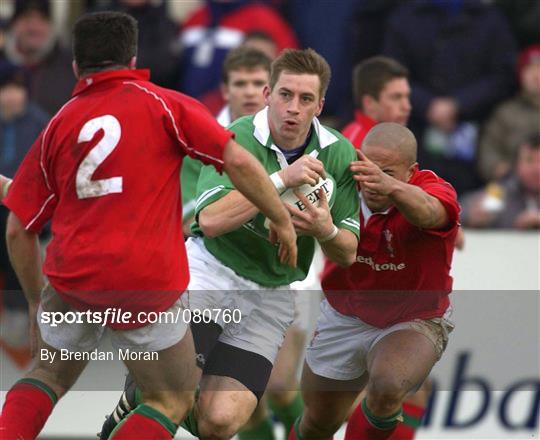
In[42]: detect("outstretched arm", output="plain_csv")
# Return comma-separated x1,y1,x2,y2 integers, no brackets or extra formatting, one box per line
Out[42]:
6,212,44,356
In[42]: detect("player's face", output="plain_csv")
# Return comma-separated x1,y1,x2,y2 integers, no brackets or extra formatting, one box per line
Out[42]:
371,78,411,126
222,67,269,121
265,71,324,149
361,144,415,212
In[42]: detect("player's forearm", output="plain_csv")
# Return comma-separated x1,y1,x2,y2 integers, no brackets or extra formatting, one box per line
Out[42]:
389,181,448,229
223,140,290,228
320,229,357,267
6,213,44,305
198,190,259,237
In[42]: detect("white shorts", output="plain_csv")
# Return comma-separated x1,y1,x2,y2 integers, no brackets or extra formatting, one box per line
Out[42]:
38,284,188,353
185,237,295,363
306,299,454,381
290,245,324,332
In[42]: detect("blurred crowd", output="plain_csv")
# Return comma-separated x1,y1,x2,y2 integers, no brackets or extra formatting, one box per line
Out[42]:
0,0,539,353
1,0,537,231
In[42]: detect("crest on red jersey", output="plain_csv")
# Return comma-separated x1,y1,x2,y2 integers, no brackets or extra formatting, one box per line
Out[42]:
383,228,395,257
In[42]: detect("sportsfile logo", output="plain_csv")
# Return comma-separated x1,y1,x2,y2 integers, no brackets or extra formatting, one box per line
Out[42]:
293,181,332,211
356,255,406,271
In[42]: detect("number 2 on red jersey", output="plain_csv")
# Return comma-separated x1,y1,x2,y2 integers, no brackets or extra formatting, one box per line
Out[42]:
76,115,122,199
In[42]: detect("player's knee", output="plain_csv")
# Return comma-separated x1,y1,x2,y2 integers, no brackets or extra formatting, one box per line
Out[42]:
366,376,407,415
198,407,243,440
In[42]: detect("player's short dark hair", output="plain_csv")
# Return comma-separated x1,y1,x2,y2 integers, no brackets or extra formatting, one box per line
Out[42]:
222,46,272,84
244,31,275,46
73,12,138,75
353,56,409,110
269,48,331,99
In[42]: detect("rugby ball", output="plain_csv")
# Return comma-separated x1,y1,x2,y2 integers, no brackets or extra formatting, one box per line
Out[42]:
264,175,336,228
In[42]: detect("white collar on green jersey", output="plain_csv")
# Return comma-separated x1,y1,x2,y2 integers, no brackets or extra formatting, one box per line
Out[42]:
217,105,231,127
253,107,338,150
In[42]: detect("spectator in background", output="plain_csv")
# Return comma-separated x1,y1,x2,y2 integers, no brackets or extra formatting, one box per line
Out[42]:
92,0,180,88
478,44,540,182
461,133,540,230
1,0,74,115
383,0,517,195
0,63,48,363
178,0,298,115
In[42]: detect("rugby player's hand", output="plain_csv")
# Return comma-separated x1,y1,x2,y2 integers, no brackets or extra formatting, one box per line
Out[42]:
0,174,12,201
269,218,298,268
279,156,326,188
351,150,396,196
285,188,334,239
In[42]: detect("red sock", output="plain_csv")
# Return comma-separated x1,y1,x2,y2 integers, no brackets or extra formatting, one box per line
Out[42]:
288,416,300,440
0,379,57,440
110,404,177,439
345,400,398,440
388,402,425,439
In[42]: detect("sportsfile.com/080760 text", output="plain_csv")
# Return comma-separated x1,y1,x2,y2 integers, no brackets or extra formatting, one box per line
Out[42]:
40,307,242,327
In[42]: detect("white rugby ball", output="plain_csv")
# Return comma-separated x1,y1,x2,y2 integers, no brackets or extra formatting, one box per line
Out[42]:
264,175,336,228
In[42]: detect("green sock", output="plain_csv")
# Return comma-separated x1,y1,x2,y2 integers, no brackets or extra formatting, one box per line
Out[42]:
361,398,403,430
109,404,177,438
18,378,58,405
238,416,275,440
269,392,304,432
180,408,199,437
292,416,302,440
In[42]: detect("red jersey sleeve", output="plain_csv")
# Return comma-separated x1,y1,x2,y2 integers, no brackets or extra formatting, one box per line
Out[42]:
3,132,57,233
166,91,232,173
418,171,460,237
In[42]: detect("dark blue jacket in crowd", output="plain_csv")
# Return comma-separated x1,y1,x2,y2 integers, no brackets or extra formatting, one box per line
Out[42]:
383,0,517,122
286,0,361,122
0,103,49,177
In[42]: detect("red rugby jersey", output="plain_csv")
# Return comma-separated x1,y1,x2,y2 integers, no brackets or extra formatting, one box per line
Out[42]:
341,111,376,149
321,168,460,328
4,69,231,328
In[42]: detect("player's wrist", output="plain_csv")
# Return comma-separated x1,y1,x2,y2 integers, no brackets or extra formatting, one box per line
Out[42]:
386,179,405,198
270,172,287,194
317,224,339,243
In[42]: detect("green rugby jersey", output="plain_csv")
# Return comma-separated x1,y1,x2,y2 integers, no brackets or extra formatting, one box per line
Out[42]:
181,156,203,220
181,106,231,221
193,108,360,286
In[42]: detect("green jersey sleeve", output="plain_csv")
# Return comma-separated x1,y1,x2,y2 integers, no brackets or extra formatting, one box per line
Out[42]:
325,134,361,237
